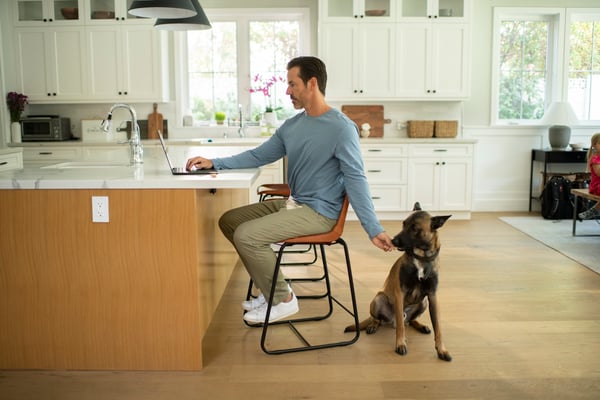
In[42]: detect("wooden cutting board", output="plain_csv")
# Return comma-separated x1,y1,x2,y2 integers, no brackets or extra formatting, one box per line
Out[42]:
341,105,385,138
147,103,163,139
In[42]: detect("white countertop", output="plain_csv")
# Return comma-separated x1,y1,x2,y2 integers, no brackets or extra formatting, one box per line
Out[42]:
0,152,259,190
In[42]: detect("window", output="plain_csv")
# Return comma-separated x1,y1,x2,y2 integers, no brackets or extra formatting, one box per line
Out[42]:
491,9,562,124
175,8,310,126
492,8,600,125
566,10,600,121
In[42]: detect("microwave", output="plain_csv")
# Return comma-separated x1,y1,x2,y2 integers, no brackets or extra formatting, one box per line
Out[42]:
20,116,72,141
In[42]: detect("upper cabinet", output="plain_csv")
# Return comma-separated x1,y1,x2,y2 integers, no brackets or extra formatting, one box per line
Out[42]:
86,0,152,24
399,0,469,21
318,0,471,101
320,0,396,21
11,0,168,104
14,0,85,25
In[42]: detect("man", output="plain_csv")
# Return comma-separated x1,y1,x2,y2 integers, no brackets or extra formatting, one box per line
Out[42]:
186,56,393,324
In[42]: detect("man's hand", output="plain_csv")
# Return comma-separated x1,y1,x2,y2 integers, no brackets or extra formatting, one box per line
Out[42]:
186,156,214,171
371,232,394,252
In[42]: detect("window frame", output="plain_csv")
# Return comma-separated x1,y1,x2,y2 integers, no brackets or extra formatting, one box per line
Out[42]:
490,7,565,126
173,8,311,129
563,8,600,123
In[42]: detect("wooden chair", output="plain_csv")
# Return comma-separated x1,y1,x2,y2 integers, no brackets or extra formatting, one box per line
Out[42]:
251,196,360,354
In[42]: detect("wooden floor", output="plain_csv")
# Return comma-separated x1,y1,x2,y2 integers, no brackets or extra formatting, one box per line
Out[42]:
1,212,599,400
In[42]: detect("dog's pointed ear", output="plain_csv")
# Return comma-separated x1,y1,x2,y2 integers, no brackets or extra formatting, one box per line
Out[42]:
431,215,451,230
413,202,422,211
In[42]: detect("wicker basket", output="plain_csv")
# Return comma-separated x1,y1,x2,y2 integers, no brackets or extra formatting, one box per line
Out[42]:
434,120,458,138
407,120,434,138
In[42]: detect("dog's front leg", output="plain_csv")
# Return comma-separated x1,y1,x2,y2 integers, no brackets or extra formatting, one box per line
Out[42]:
428,293,452,361
394,287,408,355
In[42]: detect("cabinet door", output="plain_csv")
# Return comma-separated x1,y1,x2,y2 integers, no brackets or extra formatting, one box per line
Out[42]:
358,23,395,98
396,23,429,97
121,26,163,101
87,26,122,99
407,157,439,210
319,23,359,98
15,27,87,102
431,23,469,98
15,0,84,25
87,25,163,101
438,157,472,211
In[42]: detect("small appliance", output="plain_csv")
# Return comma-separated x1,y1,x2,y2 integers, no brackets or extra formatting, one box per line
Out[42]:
20,116,72,141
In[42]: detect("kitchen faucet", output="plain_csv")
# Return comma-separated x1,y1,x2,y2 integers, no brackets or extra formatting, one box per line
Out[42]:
100,103,143,164
237,104,246,138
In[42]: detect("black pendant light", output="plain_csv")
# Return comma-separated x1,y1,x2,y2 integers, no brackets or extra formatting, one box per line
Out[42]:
128,0,197,19
154,0,211,30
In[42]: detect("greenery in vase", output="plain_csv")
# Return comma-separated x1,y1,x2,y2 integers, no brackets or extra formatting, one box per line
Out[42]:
6,92,28,123
214,111,226,123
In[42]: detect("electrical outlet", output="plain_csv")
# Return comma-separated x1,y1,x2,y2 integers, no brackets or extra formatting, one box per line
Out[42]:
92,196,109,223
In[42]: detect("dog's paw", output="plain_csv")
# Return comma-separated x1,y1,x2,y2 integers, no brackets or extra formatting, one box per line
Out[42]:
395,344,408,356
437,351,452,362
365,325,378,334
409,320,431,334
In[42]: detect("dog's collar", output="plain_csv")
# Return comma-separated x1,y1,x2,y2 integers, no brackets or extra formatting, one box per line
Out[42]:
405,247,439,262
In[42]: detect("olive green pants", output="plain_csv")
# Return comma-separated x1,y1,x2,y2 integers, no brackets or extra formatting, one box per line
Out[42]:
219,199,336,305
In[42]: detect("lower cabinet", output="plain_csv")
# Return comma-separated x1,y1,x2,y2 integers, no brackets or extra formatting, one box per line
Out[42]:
356,142,474,220
0,150,23,172
407,143,473,216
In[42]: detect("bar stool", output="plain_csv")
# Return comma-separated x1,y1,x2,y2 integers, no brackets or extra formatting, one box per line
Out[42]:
252,196,360,354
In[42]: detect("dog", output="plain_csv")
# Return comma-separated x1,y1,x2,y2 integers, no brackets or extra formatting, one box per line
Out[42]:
345,203,452,361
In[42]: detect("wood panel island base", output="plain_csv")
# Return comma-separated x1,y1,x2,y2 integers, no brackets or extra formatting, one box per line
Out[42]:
0,188,247,371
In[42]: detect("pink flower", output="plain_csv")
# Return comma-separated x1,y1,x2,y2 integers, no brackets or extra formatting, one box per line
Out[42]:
6,91,28,122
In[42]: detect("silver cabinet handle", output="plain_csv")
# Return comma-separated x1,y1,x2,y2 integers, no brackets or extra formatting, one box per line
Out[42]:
367,149,382,152
367,170,382,173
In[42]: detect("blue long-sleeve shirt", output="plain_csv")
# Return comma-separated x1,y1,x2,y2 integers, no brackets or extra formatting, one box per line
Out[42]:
211,108,384,239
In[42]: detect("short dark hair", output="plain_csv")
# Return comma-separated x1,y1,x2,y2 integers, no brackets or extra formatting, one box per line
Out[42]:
287,56,327,96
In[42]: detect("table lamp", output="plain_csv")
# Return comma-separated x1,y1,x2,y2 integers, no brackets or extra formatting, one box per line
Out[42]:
540,101,579,150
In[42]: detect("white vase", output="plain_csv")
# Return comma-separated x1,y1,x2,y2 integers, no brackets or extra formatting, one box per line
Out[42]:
263,112,277,127
11,122,22,143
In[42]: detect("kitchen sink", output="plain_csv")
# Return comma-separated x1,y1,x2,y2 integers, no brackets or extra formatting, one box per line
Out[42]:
41,161,131,169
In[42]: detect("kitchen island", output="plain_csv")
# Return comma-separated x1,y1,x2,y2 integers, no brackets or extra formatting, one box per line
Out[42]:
0,154,259,371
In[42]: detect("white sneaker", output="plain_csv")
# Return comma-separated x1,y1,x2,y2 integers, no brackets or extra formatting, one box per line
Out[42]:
243,293,299,323
241,294,266,311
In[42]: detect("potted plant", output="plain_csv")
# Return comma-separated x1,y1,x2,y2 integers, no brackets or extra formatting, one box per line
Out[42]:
250,74,284,127
214,111,226,125
6,91,28,143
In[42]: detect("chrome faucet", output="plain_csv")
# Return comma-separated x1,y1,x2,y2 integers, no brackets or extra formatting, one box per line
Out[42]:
237,104,246,138
100,103,143,164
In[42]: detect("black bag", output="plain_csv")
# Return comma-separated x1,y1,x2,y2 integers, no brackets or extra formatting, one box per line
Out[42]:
540,176,574,219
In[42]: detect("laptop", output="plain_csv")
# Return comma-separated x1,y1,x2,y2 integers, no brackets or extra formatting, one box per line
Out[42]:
157,130,218,175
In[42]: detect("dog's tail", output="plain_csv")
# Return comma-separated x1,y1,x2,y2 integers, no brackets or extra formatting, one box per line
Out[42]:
344,318,373,333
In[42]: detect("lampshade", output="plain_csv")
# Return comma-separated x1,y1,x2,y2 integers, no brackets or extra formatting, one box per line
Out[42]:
128,0,197,19
154,0,211,30
540,101,579,126
540,101,579,150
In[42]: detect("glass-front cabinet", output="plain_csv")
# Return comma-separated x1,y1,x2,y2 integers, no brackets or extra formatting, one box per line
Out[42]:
15,0,84,24
321,0,395,21
400,0,469,20
86,0,150,24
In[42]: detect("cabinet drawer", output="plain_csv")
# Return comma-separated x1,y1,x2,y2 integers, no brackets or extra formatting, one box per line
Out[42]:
368,186,407,211
0,152,23,172
23,147,81,161
361,144,408,158
364,159,407,184
409,144,473,157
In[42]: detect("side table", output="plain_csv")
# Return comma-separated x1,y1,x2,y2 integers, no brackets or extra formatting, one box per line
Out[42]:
529,149,587,211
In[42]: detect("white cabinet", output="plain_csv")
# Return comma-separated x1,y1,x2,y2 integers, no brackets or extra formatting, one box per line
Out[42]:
360,144,408,215
15,27,88,102
85,0,149,24
396,22,470,99
320,0,395,21
399,0,469,20
22,146,82,163
0,150,24,172
319,22,396,99
407,143,473,213
14,0,84,25
87,25,167,102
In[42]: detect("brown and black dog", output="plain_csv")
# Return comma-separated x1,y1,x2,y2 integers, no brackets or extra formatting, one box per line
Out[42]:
345,203,452,361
